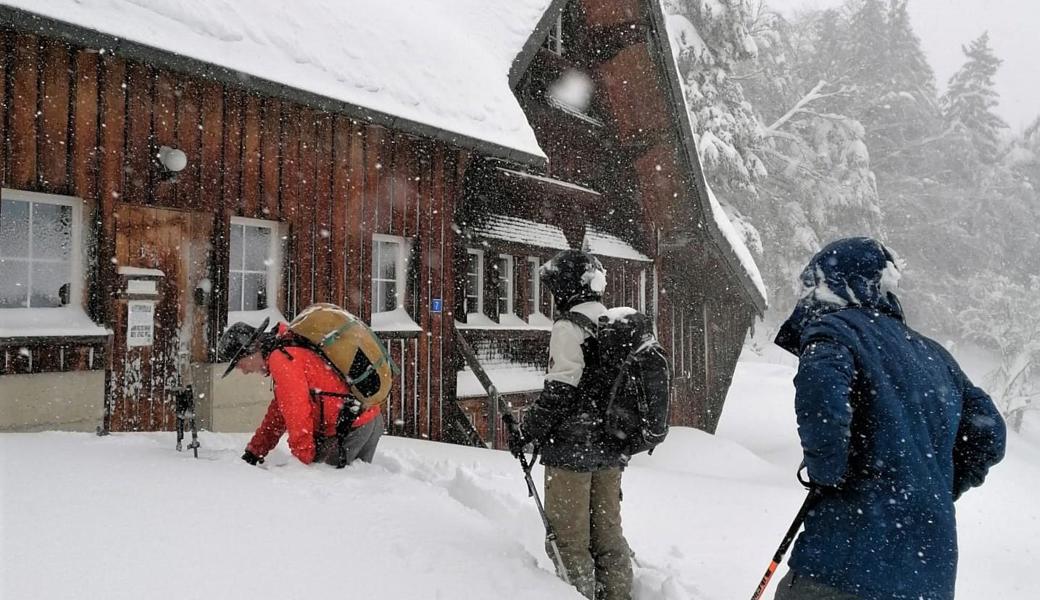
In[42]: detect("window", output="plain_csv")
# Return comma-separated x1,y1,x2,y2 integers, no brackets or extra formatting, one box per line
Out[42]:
639,269,647,313
526,257,541,315
229,217,281,312
372,234,409,313
0,190,78,309
465,249,484,315
496,254,514,315
542,12,563,55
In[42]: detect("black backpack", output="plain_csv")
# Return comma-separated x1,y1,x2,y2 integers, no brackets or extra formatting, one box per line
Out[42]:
565,309,671,455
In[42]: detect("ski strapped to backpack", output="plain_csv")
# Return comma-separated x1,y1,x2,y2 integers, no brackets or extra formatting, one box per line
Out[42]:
278,303,399,467
562,308,671,456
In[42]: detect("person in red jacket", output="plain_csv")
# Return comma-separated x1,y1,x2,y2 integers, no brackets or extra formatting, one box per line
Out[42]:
218,319,383,466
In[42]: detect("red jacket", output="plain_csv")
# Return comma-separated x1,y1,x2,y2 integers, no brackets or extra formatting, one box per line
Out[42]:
246,326,380,464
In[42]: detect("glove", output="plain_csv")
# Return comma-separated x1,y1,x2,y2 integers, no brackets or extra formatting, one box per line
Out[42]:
507,429,527,459
242,450,264,465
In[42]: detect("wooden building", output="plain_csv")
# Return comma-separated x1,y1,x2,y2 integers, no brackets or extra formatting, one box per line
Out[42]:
0,0,766,445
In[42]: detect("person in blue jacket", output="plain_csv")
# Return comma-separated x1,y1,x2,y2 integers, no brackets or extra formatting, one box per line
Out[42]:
773,237,1006,600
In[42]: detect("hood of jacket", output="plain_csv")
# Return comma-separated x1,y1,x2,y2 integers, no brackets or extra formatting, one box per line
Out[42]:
775,237,904,354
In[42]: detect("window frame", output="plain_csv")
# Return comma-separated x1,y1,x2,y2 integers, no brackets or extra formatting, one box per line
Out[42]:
228,216,283,314
526,256,541,316
639,269,647,313
371,233,410,315
543,12,564,55
0,188,83,310
465,248,484,316
496,254,514,316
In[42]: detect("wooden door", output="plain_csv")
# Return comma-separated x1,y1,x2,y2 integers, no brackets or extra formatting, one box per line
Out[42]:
109,205,193,431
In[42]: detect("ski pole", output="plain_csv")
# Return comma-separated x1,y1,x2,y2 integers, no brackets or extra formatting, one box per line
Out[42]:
502,413,571,585
453,328,570,584
750,486,822,600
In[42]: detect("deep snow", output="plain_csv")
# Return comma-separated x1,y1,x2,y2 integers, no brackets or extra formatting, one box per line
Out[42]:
2,354,1035,599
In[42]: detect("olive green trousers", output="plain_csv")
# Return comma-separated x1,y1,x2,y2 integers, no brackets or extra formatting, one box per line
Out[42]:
544,467,632,600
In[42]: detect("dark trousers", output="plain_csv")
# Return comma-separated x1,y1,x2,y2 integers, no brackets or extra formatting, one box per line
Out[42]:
774,571,860,600
544,467,632,600
316,413,384,466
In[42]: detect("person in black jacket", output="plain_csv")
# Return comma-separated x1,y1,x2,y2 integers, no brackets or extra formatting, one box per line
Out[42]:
512,249,632,600
773,237,1006,600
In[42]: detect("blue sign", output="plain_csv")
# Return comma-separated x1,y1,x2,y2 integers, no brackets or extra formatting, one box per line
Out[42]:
431,298,443,313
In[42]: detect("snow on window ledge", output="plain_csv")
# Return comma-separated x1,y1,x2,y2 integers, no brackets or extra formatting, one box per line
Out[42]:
527,312,554,328
226,307,287,332
0,307,111,339
456,365,546,398
370,307,422,333
456,314,553,331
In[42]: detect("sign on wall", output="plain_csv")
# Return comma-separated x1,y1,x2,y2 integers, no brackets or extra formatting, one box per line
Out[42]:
127,300,156,347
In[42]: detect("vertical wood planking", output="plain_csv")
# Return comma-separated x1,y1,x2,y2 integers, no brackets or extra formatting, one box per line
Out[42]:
260,98,281,220
330,116,350,306
220,88,243,325
70,48,100,314
361,126,384,323
9,33,39,189
38,39,70,193
70,49,99,203
175,79,201,210
415,141,431,438
199,81,224,213
345,122,365,314
199,81,225,345
123,62,152,204
312,114,332,300
240,94,261,218
279,103,301,315
295,108,316,307
151,72,176,208
221,89,243,215
98,53,125,338
429,144,446,441
0,30,7,184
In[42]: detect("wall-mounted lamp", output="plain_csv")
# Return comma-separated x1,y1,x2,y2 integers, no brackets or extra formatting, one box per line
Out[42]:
156,145,188,180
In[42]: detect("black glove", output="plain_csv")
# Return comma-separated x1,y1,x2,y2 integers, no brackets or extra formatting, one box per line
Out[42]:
242,450,264,465
507,429,527,459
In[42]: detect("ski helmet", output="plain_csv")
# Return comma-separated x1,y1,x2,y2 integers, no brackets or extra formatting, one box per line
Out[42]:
540,249,607,312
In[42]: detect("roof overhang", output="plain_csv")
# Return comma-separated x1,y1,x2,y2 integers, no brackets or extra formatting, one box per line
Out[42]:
0,5,548,169
645,1,768,315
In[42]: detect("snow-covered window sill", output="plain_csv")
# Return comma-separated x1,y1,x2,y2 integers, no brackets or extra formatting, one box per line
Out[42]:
0,307,112,340
456,365,546,398
226,307,287,331
371,307,422,338
455,314,552,332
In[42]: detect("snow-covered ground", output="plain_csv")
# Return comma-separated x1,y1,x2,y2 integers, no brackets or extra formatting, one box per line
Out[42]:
2,353,1035,599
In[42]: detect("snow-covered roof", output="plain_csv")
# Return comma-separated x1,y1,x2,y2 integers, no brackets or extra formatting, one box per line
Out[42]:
1,0,551,162
655,2,768,311
583,227,653,262
496,167,601,196
703,184,767,300
470,214,571,250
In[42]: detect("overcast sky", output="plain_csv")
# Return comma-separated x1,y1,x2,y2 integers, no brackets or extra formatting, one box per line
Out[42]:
765,0,1040,130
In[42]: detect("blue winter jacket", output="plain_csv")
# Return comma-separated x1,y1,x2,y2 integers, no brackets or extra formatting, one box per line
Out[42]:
775,238,1006,600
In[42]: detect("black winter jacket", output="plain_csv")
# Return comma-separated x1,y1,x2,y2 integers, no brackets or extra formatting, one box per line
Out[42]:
522,302,626,471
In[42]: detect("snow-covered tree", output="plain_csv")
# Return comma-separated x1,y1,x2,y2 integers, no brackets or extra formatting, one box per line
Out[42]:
961,275,1040,431
665,0,767,196
940,33,1008,166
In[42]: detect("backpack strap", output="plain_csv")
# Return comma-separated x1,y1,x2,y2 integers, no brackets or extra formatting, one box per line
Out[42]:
558,310,599,336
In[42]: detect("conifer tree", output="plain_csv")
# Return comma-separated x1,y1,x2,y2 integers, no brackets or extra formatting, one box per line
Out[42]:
941,32,1008,165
